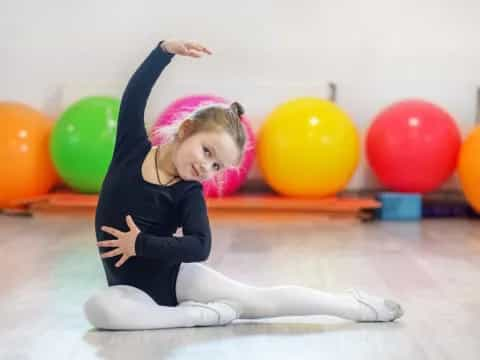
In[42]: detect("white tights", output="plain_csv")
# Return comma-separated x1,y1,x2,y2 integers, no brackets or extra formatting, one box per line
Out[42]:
84,263,388,330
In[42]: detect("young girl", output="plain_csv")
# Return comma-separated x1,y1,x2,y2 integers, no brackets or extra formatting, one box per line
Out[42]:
84,39,404,330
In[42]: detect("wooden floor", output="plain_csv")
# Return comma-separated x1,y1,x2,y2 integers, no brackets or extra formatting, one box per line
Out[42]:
1,214,480,359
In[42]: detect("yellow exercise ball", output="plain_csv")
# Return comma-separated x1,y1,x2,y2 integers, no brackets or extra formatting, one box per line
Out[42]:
458,126,480,213
258,97,360,197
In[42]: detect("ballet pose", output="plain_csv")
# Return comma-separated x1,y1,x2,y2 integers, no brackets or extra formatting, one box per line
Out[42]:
84,39,404,330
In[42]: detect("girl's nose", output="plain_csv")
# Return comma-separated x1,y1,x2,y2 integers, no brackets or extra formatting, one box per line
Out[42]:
199,163,208,176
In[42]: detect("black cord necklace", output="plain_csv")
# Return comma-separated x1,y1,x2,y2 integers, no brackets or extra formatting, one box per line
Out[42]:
155,146,179,186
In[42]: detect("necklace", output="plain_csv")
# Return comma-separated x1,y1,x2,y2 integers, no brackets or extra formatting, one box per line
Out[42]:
155,146,179,186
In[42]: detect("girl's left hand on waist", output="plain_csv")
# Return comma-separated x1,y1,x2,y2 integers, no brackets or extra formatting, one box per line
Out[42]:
98,215,140,268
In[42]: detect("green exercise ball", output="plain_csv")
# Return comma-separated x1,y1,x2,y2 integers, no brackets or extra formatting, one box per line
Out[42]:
50,96,119,193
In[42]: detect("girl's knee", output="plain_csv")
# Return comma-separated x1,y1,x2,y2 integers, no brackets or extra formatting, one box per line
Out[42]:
84,292,113,329
84,285,156,330
84,286,129,329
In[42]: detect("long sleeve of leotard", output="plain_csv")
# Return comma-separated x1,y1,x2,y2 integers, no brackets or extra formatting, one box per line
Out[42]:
134,184,212,265
112,42,175,161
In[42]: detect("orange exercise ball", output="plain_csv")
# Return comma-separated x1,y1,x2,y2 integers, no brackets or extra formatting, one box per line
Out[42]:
0,102,58,208
458,125,480,213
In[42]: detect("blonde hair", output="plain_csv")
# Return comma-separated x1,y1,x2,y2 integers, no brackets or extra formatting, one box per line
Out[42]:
153,101,247,166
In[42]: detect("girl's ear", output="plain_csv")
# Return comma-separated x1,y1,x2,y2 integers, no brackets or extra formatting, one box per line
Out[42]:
177,119,194,140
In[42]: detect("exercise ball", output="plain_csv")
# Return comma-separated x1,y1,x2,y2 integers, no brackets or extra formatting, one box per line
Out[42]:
0,102,59,207
151,94,256,197
50,96,119,193
257,97,360,197
458,126,480,212
366,99,461,193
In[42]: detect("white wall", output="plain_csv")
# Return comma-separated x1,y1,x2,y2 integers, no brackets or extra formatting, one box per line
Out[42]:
3,0,480,189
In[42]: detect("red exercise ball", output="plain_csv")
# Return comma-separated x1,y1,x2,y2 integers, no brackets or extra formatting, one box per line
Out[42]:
366,99,461,193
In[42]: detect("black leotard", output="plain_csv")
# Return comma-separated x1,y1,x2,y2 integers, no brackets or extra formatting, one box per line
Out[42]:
94,43,211,306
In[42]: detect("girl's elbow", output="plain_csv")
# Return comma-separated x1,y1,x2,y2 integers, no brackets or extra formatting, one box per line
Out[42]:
198,237,211,261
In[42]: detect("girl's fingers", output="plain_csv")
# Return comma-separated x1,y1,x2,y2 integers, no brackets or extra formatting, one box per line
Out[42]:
101,226,122,238
187,46,210,56
100,248,122,259
115,254,129,268
185,42,212,55
177,45,201,57
177,43,189,54
172,42,210,57
126,215,139,232
186,50,202,58
97,240,119,247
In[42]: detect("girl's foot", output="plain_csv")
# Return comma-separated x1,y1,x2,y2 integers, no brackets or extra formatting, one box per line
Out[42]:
179,300,238,326
349,289,404,322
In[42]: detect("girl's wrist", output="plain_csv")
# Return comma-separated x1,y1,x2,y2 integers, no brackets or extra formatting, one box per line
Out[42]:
159,41,170,53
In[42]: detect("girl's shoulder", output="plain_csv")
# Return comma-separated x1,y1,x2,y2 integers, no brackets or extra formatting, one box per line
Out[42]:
174,180,203,202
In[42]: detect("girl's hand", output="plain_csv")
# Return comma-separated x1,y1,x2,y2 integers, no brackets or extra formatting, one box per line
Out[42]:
160,40,212,58
98,215,140,268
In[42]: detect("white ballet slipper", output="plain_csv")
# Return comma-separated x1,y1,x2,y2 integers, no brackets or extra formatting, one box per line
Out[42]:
179,300,238,326
348,289,404,322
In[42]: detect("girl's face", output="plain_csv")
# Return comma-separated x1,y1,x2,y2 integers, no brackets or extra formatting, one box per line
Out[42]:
173,129,240,182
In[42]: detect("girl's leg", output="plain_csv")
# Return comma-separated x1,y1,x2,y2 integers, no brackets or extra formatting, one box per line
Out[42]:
84,285,236,330
176,263,403,322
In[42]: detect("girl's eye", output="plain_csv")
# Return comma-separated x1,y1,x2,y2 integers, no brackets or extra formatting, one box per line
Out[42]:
203,146,211,156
